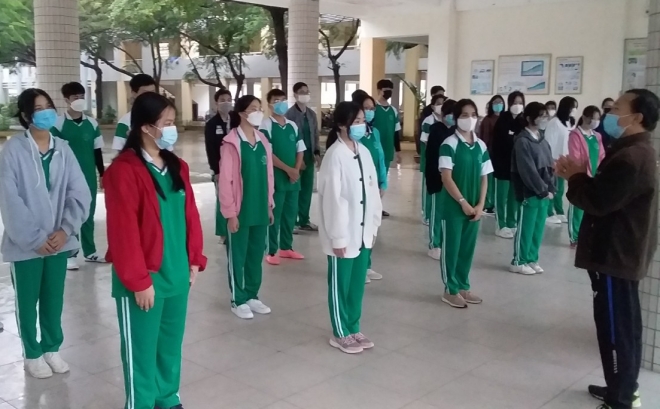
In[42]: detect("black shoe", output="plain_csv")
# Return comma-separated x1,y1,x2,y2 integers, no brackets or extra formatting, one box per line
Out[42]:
299,223,318,232
382,211,390,217
588,384,641,407
484,208,495,214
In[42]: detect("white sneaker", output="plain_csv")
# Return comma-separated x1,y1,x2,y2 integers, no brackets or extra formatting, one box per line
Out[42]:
510,264,537,275
367,269,383,280
365,275,371,284
231,304,254,319
495,228,514,239
24,357,53,378
546,216,562,225
557,215,568,223
427,248,441,260
66,258,79,270
43,352,70,374
422,219,429,226
246,299,271,315
84,253,106,263
528,262,544,274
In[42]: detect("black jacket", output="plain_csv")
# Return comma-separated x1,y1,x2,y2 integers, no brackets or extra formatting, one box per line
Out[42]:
491,111,526,180
204,114,229,175
569,132,657,281
510,129,556,201
418,104,434,137
425,122,455,194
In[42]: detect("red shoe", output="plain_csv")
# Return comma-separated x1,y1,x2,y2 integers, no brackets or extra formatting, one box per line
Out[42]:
266,254,281,265
279,249,305,260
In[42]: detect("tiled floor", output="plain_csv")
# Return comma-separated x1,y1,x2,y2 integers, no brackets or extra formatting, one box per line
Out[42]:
0,136,659,408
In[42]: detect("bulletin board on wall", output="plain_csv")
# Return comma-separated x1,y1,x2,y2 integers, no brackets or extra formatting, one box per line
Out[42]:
497,54,552,95
470,60,495,95
555,56,583,95
623,38,647,91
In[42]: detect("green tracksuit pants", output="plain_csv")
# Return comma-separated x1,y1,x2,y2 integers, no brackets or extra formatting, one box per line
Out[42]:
568,204,584,244
116,291,188,409
269,190,299,255
227,225,267,306
495,179,518,229
485,174,495,209
80,187,97,257
547,178,565,217
428,192,443,249
441,218,479,295
513,197,549,266
328,249,369,338
10,253,67,359
214,180,227,238
297,157,315,226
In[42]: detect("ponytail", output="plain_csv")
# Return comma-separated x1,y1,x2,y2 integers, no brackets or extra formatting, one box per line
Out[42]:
326,126,340,150
229,110,241,129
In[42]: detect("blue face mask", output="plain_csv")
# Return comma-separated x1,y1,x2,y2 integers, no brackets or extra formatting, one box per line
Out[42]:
349,123,367,141
32,109,57,130
492,103,504,113
155,125,178,149
273,101,289,116
603,114,629,139
365,109,375,123
445,114,455,127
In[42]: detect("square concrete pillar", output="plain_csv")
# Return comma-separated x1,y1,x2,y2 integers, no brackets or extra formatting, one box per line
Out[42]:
359,37,387,97
116,81,128,118
174,81,194,125
426,0,457,98
403,45,423,139
261,77,273,117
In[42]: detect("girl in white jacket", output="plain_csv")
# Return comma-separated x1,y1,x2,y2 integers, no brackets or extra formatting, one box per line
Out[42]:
318,101,383,355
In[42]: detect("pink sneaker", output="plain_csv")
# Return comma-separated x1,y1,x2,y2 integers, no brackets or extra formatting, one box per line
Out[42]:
352,333,374,349
279,249,305,260
266,255,281,265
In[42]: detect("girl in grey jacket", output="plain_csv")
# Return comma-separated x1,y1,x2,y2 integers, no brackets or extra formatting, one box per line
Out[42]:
0,89,90,379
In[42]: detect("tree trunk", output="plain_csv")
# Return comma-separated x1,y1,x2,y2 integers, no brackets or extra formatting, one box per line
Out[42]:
266,7,288,92
332,62,341,107
235,75,245,99
94,66,103,119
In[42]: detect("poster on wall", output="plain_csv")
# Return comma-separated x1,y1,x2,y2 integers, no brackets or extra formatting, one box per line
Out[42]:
623,38,647,90
555,56,583,94
470,60,494,95
497,54,551,95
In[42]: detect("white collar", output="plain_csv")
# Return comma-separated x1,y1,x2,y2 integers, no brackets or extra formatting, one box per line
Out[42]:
237,126,261,144
453,130,476,145
26,129,54,150
377,101,391,109
270,116,287,127
65,111,86,121
141,149,168,174
578,126,594,136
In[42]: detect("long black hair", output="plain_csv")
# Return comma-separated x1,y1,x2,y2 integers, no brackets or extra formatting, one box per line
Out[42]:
229,95,261,129
326,101,363,150
577,105,602,127
122,92,183,199
556,96,578,127
507,91,526,110
487,94,505,117
16,88,56,129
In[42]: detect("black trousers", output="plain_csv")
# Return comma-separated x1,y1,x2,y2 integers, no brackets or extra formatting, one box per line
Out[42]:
588,271,642,409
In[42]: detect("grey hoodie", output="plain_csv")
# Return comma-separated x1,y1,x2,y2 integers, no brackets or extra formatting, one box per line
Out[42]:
511,128,556,202
0,132,91,262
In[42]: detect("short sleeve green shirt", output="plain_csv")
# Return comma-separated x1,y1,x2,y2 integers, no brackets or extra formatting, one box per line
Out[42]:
259,117,305,191
52,113,103,190
237,128,270,227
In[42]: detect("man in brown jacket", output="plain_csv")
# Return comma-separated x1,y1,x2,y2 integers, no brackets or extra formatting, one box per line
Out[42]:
556,89,659,409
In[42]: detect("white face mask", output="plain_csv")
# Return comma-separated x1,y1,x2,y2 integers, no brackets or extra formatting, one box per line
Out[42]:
510,104,524,116
297,94,311,104
589,120,600,130
570,108,578,118
536,118,549,130
547,109,556,117
70,99,86,112
246,111,264,127
457,117,478,132
433,105,443,115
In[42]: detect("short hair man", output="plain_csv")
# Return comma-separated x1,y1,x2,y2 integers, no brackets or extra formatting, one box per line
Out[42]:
556,89,660,409
113,74,157,150
52,82,106,269
285,82,320,231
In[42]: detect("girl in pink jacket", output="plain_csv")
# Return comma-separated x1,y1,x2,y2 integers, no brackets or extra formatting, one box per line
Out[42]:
567,105,606,247
219,95,275,319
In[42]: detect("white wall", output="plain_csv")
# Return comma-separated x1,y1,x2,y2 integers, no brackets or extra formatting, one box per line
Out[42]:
453,0,647,110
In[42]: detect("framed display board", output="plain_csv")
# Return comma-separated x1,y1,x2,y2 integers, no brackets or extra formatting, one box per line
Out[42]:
497,54,552,95
623,38,647,90
555,56,583,94
470,60,495,95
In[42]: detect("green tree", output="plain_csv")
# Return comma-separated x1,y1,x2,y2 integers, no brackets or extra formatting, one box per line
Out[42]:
319,18,360,106
260,5,288,92
0,0,35,66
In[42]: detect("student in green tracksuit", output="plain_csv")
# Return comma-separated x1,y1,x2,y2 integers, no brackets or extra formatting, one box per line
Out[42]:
112,74,157,151
353,91,388,283
318,102,383,354
372,79,402,217
105,92,207,409
438,99,492,309
52,82,106,270
219,95,275,320
0,89,91,379
260,89,306,265
567,106,605,247
420,94,446,225
510,102,556,276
